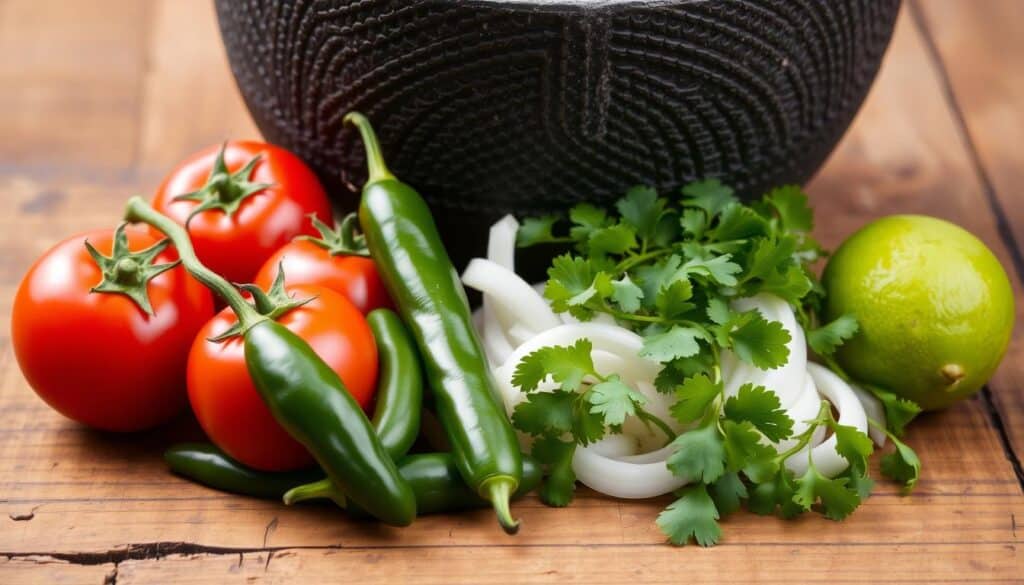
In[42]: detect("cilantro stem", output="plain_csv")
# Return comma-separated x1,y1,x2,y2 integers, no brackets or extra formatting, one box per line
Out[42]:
636,409,677,444
615,248,671,273
773,401,830,463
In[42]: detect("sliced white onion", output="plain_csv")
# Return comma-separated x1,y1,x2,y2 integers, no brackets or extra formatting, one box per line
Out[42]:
776,374,827,452
849,382,887,447
480,303,514,366
462,258,561,335
785,363,869,478
487,215,519,270
588,435,639,458
723,294,807,409
573,445,688,499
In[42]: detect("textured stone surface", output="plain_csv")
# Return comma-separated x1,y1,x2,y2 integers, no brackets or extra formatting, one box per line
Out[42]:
216,0,900,262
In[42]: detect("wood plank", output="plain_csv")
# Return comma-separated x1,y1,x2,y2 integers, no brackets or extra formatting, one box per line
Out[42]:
135,0,259,180
1,2,1023,583
910,0,1024,473
112,543,1023,584
0,0,151,175
0,559,114,585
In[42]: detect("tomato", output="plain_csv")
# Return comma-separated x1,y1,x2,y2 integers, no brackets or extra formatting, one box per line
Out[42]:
254,238,393,314
152,141,333,284
187,284,378,471
11,226,214,432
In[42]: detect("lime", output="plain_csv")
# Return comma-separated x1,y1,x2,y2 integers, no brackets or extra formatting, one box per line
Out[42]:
822,215,1015,410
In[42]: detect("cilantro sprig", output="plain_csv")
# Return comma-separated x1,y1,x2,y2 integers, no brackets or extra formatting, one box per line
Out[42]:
515,181,924,546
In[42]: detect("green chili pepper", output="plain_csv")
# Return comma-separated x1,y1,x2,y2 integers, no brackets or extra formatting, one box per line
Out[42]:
366,308,423,459
165,442,541,516
125,197,416,527
346,112,522,534
165,443,322,499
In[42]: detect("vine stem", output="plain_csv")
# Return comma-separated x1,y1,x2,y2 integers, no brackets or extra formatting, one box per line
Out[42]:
123,196,264,330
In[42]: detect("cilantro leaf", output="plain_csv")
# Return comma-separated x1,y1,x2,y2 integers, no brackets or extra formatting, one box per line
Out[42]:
667,423,726,484
748,470,801,518
723,384,794,442
868,385,922,437
758,264,814,305
588,375,646,429
722,419,776,472
681,179,738,219
657,485,722,547
669,373,721,424
588,223,638,258
793,467,861,521
832,423,874,475
532,436,577,507
635,254,682,309
807,314,859,356
765,185,813,232
880,434,921,492
680,208,707,238
511,339,596,393
843,469,876,500
709,472,748,516
640,326,704,363
655,279,695,319
617,186,668,241
711,203,769,242
544,254,596,312
706,296,733,326
679,254,742,287
728,311,791,370
572,398,607,445
744,236,797,282
517,215,562,247
568,204,608,241
511,391,574,437
610,274,643,313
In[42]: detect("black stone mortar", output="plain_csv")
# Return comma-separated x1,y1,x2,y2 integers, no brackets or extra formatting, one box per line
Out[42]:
216,0,901,268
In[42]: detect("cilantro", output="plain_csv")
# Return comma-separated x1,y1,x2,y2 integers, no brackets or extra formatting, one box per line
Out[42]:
588,375,646,429
517,215,563,247
709,472,749,516
878,426,921,492
723,384,794,442
514,181,923,546
532,436,577,507
656,485,722,546
808,314,859,357
669,374,721,425
610,275,643,312
640,326,704,363
511,391,574,437
793,465,861,521
726,311,791,370
667,422,725,484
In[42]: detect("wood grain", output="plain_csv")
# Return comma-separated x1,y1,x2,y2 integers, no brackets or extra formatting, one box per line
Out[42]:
0,1,1022,583
911,0,1024,472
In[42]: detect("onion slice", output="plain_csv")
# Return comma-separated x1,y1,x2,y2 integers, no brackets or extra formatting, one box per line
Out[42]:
462,258,561,335
785,363,869,478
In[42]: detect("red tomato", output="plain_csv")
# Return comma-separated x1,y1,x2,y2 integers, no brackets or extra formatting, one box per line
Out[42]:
152,141,333,284
11,227,214,432
254,238,393,314
187,284,378,471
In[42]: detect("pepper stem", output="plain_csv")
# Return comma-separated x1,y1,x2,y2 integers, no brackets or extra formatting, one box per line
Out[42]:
344,112,396,184
123,196,264,330
480,476,520,535
283,479,347,508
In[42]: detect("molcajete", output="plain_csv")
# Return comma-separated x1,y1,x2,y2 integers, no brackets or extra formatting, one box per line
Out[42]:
216,0,901,267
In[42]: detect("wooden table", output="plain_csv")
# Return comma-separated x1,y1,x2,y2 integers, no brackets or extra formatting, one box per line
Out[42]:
1,1,1022,583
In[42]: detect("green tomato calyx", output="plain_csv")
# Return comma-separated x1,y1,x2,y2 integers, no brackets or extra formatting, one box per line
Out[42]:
84,223,180,317
172,143,274,222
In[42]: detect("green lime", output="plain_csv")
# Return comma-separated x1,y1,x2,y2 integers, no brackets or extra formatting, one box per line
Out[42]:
822,215,1015,410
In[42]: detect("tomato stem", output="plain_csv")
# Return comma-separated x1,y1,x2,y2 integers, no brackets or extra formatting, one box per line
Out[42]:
124,196,265,330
